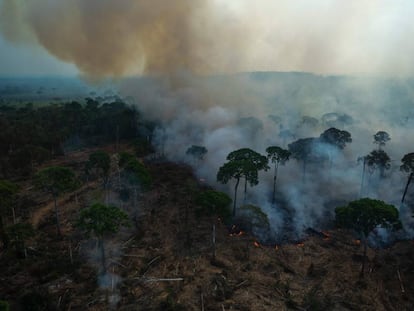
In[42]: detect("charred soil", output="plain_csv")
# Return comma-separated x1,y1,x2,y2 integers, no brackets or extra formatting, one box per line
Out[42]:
1,146,414,310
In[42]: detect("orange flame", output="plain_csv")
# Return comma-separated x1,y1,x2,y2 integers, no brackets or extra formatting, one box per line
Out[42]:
275,245,279,251
296,243,305,247
254,241,260,248
229,231,244,237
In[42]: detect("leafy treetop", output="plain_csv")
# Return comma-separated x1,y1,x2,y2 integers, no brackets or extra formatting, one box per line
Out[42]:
401,152,414,173
373,131,390,148
0,180,19,209
33,166,79,196
266,146,291,165
335,198,401,237
186,145,208,160
77,203,129,238
319,127,352,149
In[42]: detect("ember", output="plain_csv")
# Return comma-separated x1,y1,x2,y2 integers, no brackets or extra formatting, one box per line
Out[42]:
354,240,361,245
229,231,244,237
322,231,331,240
296,243,305,247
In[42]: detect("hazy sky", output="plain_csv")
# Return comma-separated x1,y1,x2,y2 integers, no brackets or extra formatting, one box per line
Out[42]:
0,0,413,77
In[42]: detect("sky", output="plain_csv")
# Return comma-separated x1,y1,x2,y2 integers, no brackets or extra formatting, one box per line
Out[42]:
0,0,414,77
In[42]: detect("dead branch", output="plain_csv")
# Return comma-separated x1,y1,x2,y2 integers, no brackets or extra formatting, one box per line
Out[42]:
235,280,249,289
139,277,184,282
397,268,405,293
110,259,127,269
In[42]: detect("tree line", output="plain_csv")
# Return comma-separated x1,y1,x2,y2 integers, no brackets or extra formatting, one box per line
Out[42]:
0,98,151,177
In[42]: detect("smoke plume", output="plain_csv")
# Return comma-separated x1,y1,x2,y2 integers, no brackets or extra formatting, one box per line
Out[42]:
2,0,414,77
0,0,255,78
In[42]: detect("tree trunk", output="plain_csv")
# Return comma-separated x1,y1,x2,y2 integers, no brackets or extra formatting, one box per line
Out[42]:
104,180,109,205
360,235,368,278
212,224,216,260
99,237,107,274
359,158,366,198
233,178,240,217
0,216,9,249
302,160,307,184
272,162,279,205
54,195,62,236
401,172,413,206
243,178,247,205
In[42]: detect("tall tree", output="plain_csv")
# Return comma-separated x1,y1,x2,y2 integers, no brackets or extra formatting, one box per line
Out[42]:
373,131,390,150
335,198,401,277
186,145,208,164
319,127,352,171
33,166,79,236
122,158,152,226
77,203,129,274
365,150,391,178
400,152,414,205
319,127,352,150
86,151,111,202
288,137,317,182
266,146,291,204
0,180,19,249
217,148,269,216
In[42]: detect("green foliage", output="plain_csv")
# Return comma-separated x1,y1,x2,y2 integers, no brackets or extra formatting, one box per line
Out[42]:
195,190,232,222
0,179,19,210
217,161,244,184
401,152,414,173
7,223,34,243
335,198,401,237
218,148,269,187
266,146,291,165
77,203,130,238
373,131,390,148
186,145,208,160
319,127,352,149
118,151,135,168
123,159,152,189
239,204,270,228
133,138,154,157
86,150,111,181
365,150,391,176
33,166,79,195
0,300,9,311
288,137,317,161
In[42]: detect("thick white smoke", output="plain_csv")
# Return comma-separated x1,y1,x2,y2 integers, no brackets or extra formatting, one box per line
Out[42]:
120,73,414,242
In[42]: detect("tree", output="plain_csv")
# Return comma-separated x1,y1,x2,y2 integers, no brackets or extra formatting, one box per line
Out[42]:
122,158,151,226
288,138,318,182
0,180,19,249
33,166,79,236
217,148,269,216
335,198,401,277
373,131,390,150
319,127,352,150
400,152,414,205
77,203,129,274
195,190,232,223
319,127,352,171
86,150,111,202
7,222,34,258
266,146,291,204
186,145,208,164
365,149,391,178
